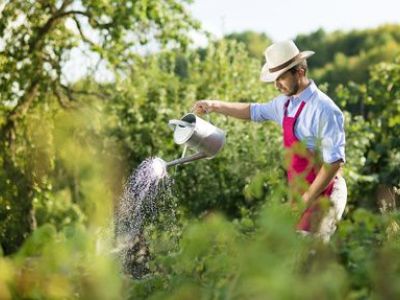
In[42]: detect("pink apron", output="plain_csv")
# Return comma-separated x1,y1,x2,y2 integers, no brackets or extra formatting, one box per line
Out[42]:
282,99,334,232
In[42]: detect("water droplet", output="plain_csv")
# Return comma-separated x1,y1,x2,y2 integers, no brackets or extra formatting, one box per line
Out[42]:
114,157,174,278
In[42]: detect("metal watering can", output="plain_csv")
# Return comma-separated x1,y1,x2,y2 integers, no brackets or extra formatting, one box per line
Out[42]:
165,113,226,167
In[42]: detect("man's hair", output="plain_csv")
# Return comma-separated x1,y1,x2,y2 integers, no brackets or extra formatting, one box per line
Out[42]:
289,60,308,75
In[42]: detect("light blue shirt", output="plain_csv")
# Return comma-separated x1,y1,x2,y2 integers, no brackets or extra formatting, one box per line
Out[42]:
250,81,345,164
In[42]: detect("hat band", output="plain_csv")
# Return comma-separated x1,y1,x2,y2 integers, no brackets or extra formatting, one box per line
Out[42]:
268,53,301,73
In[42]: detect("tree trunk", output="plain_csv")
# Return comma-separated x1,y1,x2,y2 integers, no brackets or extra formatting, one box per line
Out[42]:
0,152,36,255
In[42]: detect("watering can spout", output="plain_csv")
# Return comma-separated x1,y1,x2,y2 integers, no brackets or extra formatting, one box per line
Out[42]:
165,152,207,168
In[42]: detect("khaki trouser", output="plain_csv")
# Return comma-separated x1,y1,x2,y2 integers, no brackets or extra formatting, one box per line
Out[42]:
298,176,348,242
318,176,347,242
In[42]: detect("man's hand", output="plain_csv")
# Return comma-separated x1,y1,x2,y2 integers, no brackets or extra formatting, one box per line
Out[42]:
302,191,311,203
302,160,343,205
192,100,251,120
192,100,219,115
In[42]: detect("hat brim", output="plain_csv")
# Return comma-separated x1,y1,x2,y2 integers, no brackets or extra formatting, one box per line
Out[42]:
260,51,315,83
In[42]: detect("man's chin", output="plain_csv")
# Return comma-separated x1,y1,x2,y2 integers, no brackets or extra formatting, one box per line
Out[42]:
279,88,295,96
285,90,297,97
279,89,288,94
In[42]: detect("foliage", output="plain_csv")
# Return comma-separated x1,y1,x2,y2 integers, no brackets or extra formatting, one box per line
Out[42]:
0,0,199,253
102,40,281,218
0,223,125,300
364,59,400,186
0,2,400,298
333,58,400,208
224,30,272,61
295,24,400,96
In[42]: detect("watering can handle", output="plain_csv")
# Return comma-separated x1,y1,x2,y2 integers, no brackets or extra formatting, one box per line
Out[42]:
168,120,194,130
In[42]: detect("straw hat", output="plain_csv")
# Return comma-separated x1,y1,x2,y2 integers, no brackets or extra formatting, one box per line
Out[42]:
260,40,315,82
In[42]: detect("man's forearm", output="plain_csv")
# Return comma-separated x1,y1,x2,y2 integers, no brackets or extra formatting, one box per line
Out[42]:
303,160,343,204
212,101,251,120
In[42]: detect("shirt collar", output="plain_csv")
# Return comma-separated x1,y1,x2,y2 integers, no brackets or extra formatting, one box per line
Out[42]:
291,80,316,102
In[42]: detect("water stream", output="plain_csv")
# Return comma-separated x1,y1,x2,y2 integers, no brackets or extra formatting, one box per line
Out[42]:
114,157,172,278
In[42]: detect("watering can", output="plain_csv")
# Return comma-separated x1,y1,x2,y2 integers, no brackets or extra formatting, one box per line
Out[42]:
165,113,226,167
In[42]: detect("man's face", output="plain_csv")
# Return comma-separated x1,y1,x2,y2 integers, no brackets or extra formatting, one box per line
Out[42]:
274,69,300,96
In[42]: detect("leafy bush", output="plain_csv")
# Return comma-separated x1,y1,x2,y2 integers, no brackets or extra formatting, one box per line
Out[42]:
1,13,400,299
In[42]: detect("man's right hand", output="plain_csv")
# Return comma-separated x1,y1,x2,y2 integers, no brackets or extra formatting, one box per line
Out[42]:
192,100,250,120
192,100,219,115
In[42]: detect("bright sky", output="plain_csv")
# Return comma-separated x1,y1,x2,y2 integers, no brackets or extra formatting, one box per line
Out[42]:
190,0,400,42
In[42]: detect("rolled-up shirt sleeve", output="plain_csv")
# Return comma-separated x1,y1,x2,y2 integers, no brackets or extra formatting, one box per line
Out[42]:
318,109,346,164
250,98,281,124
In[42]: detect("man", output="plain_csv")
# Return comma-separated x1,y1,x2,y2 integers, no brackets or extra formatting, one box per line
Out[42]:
192,40,347,242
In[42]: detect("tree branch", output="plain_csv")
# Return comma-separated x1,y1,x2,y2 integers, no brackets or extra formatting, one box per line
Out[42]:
72,15,96,46
58,10,91,19
1,78,40,145
60,83,110,100
54,86,76,108
9,79,40,123
29,2,89,53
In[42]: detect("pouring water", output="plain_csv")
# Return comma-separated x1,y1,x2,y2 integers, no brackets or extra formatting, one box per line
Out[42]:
114,113,225,277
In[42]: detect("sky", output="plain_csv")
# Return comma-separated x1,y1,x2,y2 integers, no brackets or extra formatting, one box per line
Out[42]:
190,0,400,43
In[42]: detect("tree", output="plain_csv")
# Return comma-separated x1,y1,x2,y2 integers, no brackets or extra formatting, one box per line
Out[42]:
224,31,272,61
0,0,199,254
294,25,400,96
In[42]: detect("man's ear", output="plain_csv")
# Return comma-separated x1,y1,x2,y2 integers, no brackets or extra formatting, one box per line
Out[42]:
298,67,306,77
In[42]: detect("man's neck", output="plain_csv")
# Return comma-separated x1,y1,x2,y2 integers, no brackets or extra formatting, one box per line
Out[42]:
294,78,311,97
